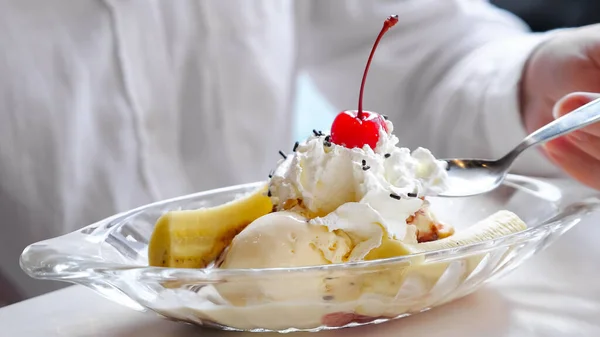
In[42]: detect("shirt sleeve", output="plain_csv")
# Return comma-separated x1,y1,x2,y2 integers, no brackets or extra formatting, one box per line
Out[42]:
297,0,561,177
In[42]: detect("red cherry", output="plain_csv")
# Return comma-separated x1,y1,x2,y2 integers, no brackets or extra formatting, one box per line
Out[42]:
330,111,387,149
330,15,398,150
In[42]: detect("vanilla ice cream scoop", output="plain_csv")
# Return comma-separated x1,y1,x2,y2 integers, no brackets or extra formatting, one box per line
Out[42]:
220,211,353,269
218,208,396,305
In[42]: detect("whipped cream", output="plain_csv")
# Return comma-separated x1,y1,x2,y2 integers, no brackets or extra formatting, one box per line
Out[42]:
269,119,448,242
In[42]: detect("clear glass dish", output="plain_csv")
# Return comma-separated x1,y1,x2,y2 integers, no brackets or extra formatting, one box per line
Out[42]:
20,175,600,332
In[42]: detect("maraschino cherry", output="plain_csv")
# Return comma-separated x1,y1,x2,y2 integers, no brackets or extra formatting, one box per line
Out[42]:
330,15,398,150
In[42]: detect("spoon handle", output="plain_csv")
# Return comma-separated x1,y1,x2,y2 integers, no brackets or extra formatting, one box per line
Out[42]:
513,97,600,156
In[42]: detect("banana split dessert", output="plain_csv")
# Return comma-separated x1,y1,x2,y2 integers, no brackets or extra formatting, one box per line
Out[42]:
147,15,527,330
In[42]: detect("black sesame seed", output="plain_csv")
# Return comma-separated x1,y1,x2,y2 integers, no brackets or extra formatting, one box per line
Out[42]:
389,193,401,200
324,135,331,142
324,141,332,147
267,190,272,197
362,165,370,171
407,192,417,198
322,295,334,301
293,141,299,152
268,170,274,178
278,150,287,159
384,153,391,158
361,159,366,166
313,129,323,136
382,115,388,120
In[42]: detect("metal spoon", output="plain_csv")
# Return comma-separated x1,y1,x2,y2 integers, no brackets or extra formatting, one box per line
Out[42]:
439,97,600,197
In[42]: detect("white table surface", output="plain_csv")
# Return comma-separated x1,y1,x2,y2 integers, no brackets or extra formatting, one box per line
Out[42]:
2,196,600,336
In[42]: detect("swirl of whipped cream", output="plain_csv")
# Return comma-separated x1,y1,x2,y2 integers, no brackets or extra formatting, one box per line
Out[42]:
268,120,448,242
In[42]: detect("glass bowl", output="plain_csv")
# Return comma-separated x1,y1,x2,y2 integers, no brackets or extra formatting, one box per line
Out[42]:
20,175,600,332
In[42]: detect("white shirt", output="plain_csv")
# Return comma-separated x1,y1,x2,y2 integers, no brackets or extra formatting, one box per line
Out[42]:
0,0,558,300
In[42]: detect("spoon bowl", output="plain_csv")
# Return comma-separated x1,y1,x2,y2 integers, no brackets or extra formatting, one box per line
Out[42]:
438,97,600,197
440,158,508,197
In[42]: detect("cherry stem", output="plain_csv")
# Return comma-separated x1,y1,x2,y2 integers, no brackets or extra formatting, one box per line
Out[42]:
357,15,399,119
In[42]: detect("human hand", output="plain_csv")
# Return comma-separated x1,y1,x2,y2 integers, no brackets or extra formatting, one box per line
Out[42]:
521,25,600,190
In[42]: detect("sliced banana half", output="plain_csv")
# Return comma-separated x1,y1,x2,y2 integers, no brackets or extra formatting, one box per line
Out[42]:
366,210,527,260
341,210,528,314
148,184,273,268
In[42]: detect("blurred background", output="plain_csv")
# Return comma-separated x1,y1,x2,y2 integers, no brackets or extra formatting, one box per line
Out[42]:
293,0,600,140
491,0,600,32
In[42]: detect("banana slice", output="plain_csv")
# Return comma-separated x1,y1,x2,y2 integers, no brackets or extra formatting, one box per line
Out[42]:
148,184,273,268
365,210,527,260
341,210,528,317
